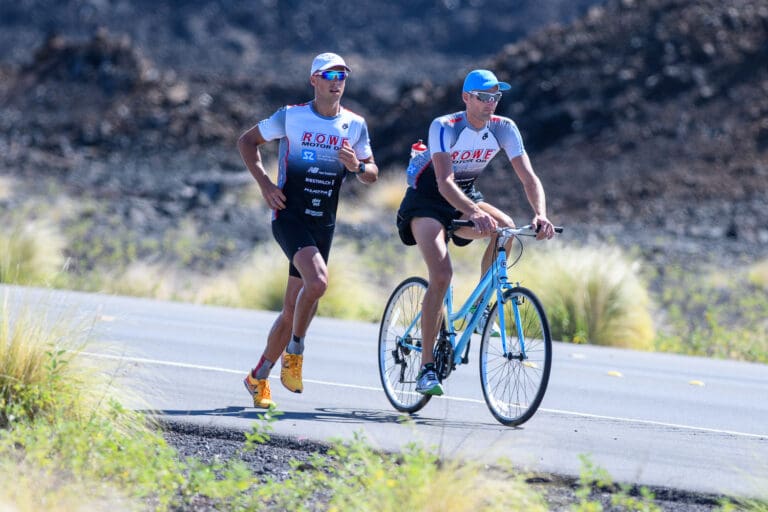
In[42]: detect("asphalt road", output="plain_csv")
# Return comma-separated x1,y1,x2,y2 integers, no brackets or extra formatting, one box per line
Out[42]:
4,285,767,499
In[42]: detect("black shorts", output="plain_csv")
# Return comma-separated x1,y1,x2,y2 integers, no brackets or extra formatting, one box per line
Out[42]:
272,213,335,278
396,186,484,247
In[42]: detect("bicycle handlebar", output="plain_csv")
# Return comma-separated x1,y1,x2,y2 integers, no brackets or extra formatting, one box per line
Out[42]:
451,220,564,235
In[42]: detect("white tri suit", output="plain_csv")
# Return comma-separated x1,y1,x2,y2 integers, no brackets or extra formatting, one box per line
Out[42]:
258,101,373,277
396,111,525,246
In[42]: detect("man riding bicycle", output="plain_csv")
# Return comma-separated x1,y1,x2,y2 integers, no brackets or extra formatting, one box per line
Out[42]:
395,69,556,396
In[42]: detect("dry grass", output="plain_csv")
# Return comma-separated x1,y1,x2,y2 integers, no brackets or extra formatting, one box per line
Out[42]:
337,169,408,224
748,258,768,291
0,466,134,512
196,242,289,310
0,290,110,426
0,176,15,201
0,219,65,286
511,242,655,349
104,262,183,300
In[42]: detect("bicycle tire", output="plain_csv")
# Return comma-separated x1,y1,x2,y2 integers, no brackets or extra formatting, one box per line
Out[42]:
378,276,431,413
479,286,552,426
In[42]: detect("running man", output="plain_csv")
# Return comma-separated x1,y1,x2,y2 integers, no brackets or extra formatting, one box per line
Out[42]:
238,52,378,407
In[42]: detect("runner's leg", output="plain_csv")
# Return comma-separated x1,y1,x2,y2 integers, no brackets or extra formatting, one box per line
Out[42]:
261,276,303,364
291,246,328,339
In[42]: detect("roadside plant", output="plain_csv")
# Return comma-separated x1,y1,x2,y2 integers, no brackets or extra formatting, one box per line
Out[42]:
513,243,655,349
0,219,65,286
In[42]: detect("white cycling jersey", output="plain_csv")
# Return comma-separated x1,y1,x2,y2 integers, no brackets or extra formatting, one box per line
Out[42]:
406,112,525,196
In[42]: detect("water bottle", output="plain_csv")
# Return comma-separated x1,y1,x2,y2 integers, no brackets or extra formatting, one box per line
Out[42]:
410,139,427,159
406,139,429,188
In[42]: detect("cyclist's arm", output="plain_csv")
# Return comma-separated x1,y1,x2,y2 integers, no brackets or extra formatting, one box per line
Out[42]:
510,153,554,239
432,152,496,235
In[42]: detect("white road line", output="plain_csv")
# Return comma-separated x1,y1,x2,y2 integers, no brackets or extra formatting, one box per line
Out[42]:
82,351,768,440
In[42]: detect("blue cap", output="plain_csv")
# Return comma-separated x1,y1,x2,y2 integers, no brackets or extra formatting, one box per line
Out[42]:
463,69,511,92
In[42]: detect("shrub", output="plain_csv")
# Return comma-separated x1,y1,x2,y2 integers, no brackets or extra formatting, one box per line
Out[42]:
0,293,95,427
104,262,181,300
0,220,65,286
511,243,655,349
654,265,768,363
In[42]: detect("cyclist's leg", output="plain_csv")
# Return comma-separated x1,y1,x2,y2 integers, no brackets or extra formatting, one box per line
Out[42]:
411,216,452,366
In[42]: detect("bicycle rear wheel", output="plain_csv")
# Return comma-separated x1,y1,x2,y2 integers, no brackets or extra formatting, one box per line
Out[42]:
378,277,431,413
479,287,552,426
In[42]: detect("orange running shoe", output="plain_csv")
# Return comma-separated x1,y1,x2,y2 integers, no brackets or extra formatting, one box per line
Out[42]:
243,373,276,408
280,353,304,393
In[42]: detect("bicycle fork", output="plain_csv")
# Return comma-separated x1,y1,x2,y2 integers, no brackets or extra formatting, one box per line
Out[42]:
505,293,528,361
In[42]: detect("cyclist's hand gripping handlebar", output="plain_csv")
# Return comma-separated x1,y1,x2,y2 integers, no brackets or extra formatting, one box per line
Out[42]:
451,220,564,234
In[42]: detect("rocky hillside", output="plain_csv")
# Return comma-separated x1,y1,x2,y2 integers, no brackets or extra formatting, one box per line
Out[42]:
0,0,598,98
1,0,767,271
376,0,768,241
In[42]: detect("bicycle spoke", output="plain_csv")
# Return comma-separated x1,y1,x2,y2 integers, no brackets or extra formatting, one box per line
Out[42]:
479,287,552,426
378,277,431,413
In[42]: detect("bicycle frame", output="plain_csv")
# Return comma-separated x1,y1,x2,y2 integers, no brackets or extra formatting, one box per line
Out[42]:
398,228,524,368
443,244,515,364
380,222,561,424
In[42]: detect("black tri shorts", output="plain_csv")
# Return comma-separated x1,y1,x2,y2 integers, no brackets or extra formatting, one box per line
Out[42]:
271,213,335,278
396,186,485,247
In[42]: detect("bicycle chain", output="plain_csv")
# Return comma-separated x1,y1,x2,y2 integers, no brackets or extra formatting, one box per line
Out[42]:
433,332,454,381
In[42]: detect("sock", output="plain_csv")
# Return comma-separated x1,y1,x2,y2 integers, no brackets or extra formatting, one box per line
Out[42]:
422,362,435,372
252,356,274,380
286,334,305,355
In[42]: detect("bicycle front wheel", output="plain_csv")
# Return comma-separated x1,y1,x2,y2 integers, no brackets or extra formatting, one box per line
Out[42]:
479,287,552,426
378,277,431,413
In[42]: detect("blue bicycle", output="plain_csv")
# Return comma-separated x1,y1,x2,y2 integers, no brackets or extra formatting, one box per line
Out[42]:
378,221,562,426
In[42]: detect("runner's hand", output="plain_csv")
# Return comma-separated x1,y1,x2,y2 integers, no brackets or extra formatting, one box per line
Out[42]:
260,181,286,210
338,140,360,172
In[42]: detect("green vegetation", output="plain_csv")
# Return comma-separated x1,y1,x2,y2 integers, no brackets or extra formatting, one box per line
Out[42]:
0,293,104,428
573,455,661,512
257,434,547,512
654,263,768,363
720,498,768,512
